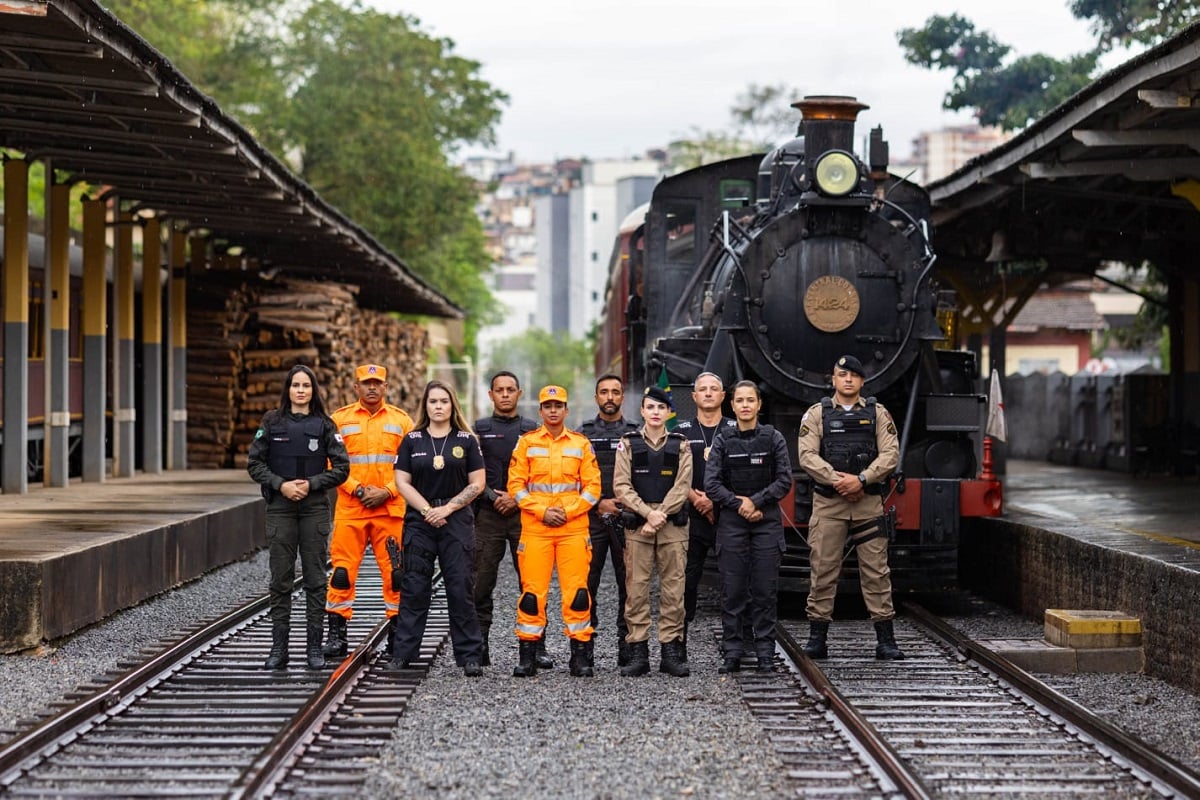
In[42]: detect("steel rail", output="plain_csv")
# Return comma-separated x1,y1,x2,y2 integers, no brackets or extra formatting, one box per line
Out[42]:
0,587,275,786
775,623,933,800
228,572,446,798
903,600,1200,799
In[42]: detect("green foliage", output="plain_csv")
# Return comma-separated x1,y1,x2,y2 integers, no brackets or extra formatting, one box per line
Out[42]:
898,3,1200,130
670,83,800,171
98,0,508,354
486,328,594,404
898,14,1096,128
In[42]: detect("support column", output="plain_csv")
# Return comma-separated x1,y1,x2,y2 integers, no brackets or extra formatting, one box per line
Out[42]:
81,196,107,482
112,206,136,477
2,158,30,494
141,218,163,474
45,178,70,487
166,228,187,469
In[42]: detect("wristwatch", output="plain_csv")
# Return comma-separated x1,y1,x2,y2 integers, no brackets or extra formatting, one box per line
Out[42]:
857,472,867,485
354,485,366,500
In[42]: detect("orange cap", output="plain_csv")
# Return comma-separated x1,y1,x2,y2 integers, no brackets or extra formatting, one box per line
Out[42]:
538,385,568,404
355,364,387,382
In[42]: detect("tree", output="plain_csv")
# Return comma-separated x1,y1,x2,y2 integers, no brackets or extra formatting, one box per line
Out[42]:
670,83,801,171
898,4,1200,130
485,329,594,414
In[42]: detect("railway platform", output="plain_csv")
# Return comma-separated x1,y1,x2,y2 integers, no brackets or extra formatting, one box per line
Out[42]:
0,470,262,652
965,459,1200,692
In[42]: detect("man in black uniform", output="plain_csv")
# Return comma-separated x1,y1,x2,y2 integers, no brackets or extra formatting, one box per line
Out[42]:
471,371,550,668
579,373,639,665
675,371,737,652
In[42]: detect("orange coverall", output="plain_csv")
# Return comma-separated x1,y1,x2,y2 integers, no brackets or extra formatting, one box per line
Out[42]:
508,427,601,642
327,401,413,619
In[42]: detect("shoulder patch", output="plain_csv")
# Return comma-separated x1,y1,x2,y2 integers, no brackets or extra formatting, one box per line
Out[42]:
616,439,625,451
798,425,809,437
255,428,264,439
334,433,344,443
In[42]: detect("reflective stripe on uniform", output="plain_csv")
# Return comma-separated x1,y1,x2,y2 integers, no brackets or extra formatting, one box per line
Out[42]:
514,489,530,502
516,621,545,636
566,620,592,633
325,599,354,612
562,447,584,458
340,424,363,435
348,454,396,464
580,491,599,505
382,423,406,435
527,481,582,493
527,446,551,457
385,600,398,612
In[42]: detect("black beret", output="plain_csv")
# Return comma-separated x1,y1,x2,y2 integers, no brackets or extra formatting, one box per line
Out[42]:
642,386,672,407
834,355,865,378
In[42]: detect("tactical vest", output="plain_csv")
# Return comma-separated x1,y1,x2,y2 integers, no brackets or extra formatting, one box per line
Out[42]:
721,424,777,495
625,432,686,503
580,418,636,498
266,413,328,480
819,397,878,474
678,418,735,490
475,415,538,490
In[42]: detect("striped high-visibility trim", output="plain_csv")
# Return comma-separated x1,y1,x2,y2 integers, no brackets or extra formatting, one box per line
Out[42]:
581,491,599,505
349,454,396,464
383,424,406,435
566,620,592,633
325,600,353,612
514,489,530,502
385,600,398,612
340,424,363,435
527,482,582,493
562,447,584,458
527,446,551,457
516,622,545,635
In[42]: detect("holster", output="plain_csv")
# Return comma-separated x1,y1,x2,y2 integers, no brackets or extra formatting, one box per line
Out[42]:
620,508,689,529
385,535,403,592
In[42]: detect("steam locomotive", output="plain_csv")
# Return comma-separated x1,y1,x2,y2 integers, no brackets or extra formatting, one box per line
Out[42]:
597,95,1003,593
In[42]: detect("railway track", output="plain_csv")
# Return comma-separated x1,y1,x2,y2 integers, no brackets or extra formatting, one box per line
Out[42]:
0,571,447,797
740,605,1200,798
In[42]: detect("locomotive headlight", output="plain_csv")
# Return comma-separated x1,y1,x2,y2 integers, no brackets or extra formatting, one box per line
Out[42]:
813,151,859,196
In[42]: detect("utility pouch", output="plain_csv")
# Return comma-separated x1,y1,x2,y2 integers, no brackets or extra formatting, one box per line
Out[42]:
386,535,403,592
620,510,645,530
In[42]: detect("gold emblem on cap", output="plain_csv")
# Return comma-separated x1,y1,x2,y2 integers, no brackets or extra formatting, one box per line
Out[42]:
803,275,860,333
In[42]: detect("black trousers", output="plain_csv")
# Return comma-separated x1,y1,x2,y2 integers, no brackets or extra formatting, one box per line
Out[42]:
683,510,717,624
585,512,628,641
715,510,784,658
472,504,521,630
265,495,332,629
392,512,483,666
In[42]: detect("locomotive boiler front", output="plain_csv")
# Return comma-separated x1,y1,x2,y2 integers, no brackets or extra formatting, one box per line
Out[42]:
709,96,943,404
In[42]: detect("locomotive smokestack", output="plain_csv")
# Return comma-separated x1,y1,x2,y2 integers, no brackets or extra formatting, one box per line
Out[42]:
793,95,869,157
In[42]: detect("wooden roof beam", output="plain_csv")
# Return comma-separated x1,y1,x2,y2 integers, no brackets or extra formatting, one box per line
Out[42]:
1022,158,1200,180
1072,128,1200,151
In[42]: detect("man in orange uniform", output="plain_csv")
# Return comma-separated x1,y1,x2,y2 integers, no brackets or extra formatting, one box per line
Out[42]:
508,385,602,677
322,364,414,658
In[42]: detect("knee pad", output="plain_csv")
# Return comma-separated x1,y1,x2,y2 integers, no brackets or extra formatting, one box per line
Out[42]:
570,588,590,613
518,591,540,615
330,567,351,590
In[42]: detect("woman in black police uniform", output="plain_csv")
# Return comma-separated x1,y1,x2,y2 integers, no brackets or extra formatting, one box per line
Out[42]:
392,379,487,675
703,380,792,674
247,364,350,670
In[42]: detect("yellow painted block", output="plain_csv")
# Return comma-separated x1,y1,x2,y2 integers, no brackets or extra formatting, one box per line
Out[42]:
1044,609,1142,648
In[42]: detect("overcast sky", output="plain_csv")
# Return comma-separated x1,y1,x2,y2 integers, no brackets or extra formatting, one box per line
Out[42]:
367,1,1136,163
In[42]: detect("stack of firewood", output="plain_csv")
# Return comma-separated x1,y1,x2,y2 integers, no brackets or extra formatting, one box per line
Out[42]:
185,277,250,467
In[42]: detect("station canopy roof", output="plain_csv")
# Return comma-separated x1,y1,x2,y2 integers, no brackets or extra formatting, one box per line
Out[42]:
0,0,461,318
929,21,1200,284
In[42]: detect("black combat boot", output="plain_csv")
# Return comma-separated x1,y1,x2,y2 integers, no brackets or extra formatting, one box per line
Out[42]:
263,624,289,670
803,621,830,659
659,641,690,677
874,619,905,660
512,639,538,678
617,637,631,668
535,636,554,669
383,617,397,658
480,625,491,667
568,638,594,677
718,656,741,674
322,613,348,658
306,624,326,669
755,650,775,672
619,640,650,677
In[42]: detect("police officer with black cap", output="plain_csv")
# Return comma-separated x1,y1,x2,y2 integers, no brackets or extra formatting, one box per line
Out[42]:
704,380,792,673
796,355,904,660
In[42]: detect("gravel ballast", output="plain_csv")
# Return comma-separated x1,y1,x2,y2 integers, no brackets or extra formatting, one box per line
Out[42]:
0,551,1197,795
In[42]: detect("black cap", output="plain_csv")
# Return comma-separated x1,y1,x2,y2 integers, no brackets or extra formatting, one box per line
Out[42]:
643,386,672,407
834,355,865,378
